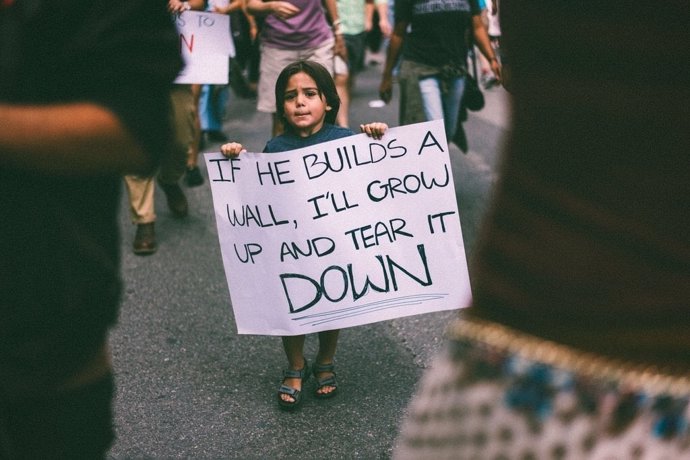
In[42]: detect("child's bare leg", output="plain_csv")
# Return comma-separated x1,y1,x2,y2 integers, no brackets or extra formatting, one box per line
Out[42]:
315,329,340,396
280,334,307,403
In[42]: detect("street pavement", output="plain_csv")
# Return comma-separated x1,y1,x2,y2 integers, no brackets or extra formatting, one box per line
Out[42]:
107,56,510,459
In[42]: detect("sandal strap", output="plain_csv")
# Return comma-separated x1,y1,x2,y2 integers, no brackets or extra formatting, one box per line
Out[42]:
313,362,337,388
316,375,337,388
282,360,309,379
278,385,300,397
312,362,335,375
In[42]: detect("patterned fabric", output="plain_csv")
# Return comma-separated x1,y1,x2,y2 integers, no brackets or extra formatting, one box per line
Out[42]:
394,323,690,459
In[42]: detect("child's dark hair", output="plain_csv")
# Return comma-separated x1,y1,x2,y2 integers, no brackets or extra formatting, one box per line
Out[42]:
275,60,340,131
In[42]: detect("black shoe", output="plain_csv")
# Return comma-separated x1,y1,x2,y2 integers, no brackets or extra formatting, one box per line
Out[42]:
184,166,204,187
159,182,188,218
133,222,157,255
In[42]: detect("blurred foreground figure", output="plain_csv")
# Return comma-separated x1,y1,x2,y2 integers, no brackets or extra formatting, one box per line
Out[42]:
0,1,181,457
394,2,689,459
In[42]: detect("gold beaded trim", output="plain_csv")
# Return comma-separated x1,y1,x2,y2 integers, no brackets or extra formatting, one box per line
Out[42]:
447,317,690,397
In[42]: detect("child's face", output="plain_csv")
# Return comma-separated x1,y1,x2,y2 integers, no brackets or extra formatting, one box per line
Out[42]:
282,71,331,137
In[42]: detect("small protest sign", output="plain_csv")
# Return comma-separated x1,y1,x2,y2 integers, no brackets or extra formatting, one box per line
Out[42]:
205,120,471,335
173,11,234,84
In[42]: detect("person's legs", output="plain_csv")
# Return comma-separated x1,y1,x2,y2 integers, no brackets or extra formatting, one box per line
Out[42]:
124,175,156,225
441,76,465,141
335,33,367,128
334,55,350,128
123,175,157,254
159,87,190,218
314,329,340,396
191,83,202,152
301,38,335,75
199,84,212,133
418,76,444,123
210,85,229,130
418,75,465,142
180,84,204,186
257,45,301,137
199,85,228,143
279,335,307,404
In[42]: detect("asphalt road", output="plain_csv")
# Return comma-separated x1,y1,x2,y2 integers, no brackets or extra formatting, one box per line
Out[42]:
107,55,510,459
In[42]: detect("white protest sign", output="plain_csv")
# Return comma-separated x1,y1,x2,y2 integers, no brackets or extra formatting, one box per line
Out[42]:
205,120,471,336
173,11,235,84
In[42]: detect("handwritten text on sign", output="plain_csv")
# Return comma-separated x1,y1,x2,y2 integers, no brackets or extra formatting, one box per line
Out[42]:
205,120,471,335
173,11,234,85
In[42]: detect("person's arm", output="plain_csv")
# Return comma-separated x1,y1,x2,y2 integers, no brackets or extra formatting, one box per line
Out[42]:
379,20,407,103
213,0,244,15
374,0,391,37
241,0,260,39
364,0,375,31
0,103,154,175
168,0,206,13
322,0,347,59
246,0,300,19
471,15,501,82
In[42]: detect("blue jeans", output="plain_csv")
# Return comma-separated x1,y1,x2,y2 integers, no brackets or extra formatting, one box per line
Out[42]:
418,76,465,141
199,84,228,132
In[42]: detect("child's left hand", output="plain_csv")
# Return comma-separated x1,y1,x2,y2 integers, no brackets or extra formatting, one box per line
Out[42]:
360,122,388,140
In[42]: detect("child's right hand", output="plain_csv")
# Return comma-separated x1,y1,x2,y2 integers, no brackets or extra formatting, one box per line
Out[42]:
360,122,388,140
221,142,245,157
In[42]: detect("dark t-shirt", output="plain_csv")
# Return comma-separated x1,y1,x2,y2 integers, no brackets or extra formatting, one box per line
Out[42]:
0,1,182,396
263,124,355,152
395,0,479,68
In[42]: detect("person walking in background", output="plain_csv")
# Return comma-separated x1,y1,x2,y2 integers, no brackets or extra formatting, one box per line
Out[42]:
220,60,387,410
476,0,499,89
123,0,207,256
227,4,260,99
238,0,263,99
123,87,192,255
185,82,205,187
378,0,499,144
393,1,690,458
482,0,501,88
0,2,181,457
334,0,391,128
170,0,206,188
246,0,346,137
198,0,244,148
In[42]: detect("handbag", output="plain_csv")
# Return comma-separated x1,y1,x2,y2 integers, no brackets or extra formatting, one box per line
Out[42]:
463,73,484,112
462,41,484,112
452,36,484,152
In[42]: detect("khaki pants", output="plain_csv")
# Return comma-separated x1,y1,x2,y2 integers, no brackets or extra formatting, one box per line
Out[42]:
124,85,194,224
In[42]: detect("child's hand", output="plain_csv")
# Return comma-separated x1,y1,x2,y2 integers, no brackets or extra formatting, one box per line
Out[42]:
221,142,246,157
359,122,388,140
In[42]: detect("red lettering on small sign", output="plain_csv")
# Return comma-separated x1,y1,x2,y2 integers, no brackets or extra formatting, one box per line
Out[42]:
180,33,194,53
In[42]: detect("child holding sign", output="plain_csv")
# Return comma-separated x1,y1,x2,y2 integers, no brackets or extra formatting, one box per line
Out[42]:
221,60,387,410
